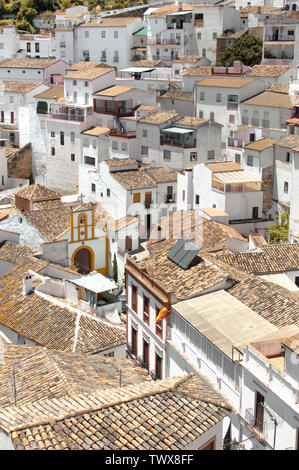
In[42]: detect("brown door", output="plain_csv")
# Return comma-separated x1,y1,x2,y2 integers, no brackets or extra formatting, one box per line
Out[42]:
125,236,132,252
143,339,149,370
255,391,264,433
131,327,137,356
155,353,162,379
145,192,152,209
74,248,91,274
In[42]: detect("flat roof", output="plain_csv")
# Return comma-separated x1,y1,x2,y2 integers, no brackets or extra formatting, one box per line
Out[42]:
214,170,261,184
70,272,117,293
119,67,155,73
173,290,278,357
94,86,133,97
163,127,195,134
196,78,256,88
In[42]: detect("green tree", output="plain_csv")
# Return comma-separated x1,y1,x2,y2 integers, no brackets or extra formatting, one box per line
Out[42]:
217,34,263,67
112,252,118,284
265,211,289,244
16,19,34,32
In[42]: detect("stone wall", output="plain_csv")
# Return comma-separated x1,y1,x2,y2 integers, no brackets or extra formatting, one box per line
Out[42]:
7,143,32,180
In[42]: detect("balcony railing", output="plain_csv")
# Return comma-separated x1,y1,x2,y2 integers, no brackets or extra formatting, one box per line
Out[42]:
50,113,85,122
165,195,175,203
108,128,136,138
160,136,197,148
227,102,238,110
245,408,268,443
265,35,295,42
227,137,244,148
148,38,181,45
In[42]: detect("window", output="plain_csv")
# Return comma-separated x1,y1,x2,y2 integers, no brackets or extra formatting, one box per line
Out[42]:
143,295,149,325
197,32,201,40
195,194,200,205
51,131,55,138
91,183,96,193
229,114,235,124
84,81,88,87
216,93,221,103
121,142,127,152
114,31,118,38
27,43,31,52
213,32,217,40
9,96,14,103
85,31,89,38
143,338,149,371
84,156,95,166
71,154,75,161
83,138,89,147
141,145,148,155
1,111,4,122
107,188,110,197
74,91,77,103
104,351,114,357
113,51,119,62
51,147,55,156
10,112,14,124
288,30,294,35
85,92,89,105
198,111,204,118
190,152,197,162
73,80,77,86
226,184,231,192
163,149,171,160
0,43,3,49
112,141,118,151
131,284,137,312
182,190,185,202
207,150,215,160
247,155,253,166
175,69,180,75
133,192,140,203
142,129,147,138
1,176,4,186
155,306,162,338
200,91,205,101
284,181,289,193
83,50,90,61
35,43,40,53
202,48,206,57
101,50,106,61
60,131,64,146
286,152,291,162
131,326,137,356
101,30,106,38
210,112,215,122
235,153,241,163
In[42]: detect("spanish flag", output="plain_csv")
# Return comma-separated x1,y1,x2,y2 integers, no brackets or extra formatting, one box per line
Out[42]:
156,306,169,324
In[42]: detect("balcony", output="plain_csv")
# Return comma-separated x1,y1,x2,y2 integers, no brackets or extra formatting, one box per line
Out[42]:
227,101,238,110
165,195,175,203
108,128,136,139
265,35,295,42
245,409,268,444
148,38,181,45
227,137,244,148
160,136,197,148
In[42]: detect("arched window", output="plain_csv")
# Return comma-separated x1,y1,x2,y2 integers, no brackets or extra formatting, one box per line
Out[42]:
78,213,88,240
36,101,48,115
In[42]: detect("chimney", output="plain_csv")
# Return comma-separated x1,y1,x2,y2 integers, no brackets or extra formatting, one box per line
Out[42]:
22,272,33,295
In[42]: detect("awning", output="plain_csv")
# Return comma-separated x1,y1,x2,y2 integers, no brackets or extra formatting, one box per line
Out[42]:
71,272,117,293
162,127,194,134
119,67,154,73
214,171,261,184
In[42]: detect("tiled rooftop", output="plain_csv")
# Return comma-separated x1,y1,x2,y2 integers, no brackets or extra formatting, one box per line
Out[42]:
34,86,65,100
113,169,155,190
245,65,291,77
138,111,179,125
7,374,230,450
0,259,126,353
16,184,61,201
0,58,61,69
196,78,255,88
2,81,43,93
244,137,277,151
145,167,178,184
217,244,299,274
241,91,296,109
274,135,299,152
159,90,194,102
0,240,34,263
24,206,71,241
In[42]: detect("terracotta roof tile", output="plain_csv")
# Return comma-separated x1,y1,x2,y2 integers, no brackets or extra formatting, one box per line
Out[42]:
16,184,61,201
0,58,62,69
138,111,179,125
196,78,256,88
245,65,291,77
113,169,155,190
34,86,64,100
0,241,35,263
2,81,43,93
242,91,296,109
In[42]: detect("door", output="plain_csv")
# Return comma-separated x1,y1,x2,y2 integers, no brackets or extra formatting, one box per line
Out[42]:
73,248,91,274
252,207,259,219
131,327,137,356
155,352,162,379
143,339,149,370
125,235,132,252
255,391,265,433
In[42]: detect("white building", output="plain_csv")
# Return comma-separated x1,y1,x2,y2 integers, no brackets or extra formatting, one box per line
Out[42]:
136,112,222,169
75,16,145,68
240,90,295,139
19,32,55,60
245,64,293,88
177,161,264,223
0,58,67,85
0,81,47,148
0,26,20,61
195,77,266,142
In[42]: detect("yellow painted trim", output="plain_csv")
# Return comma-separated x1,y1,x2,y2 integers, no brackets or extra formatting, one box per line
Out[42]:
68,237,99,244
53,227,70,241
92,209,95,239
71,245,95,272
77,213,88,241
95,234,109,275
70,213,74,242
